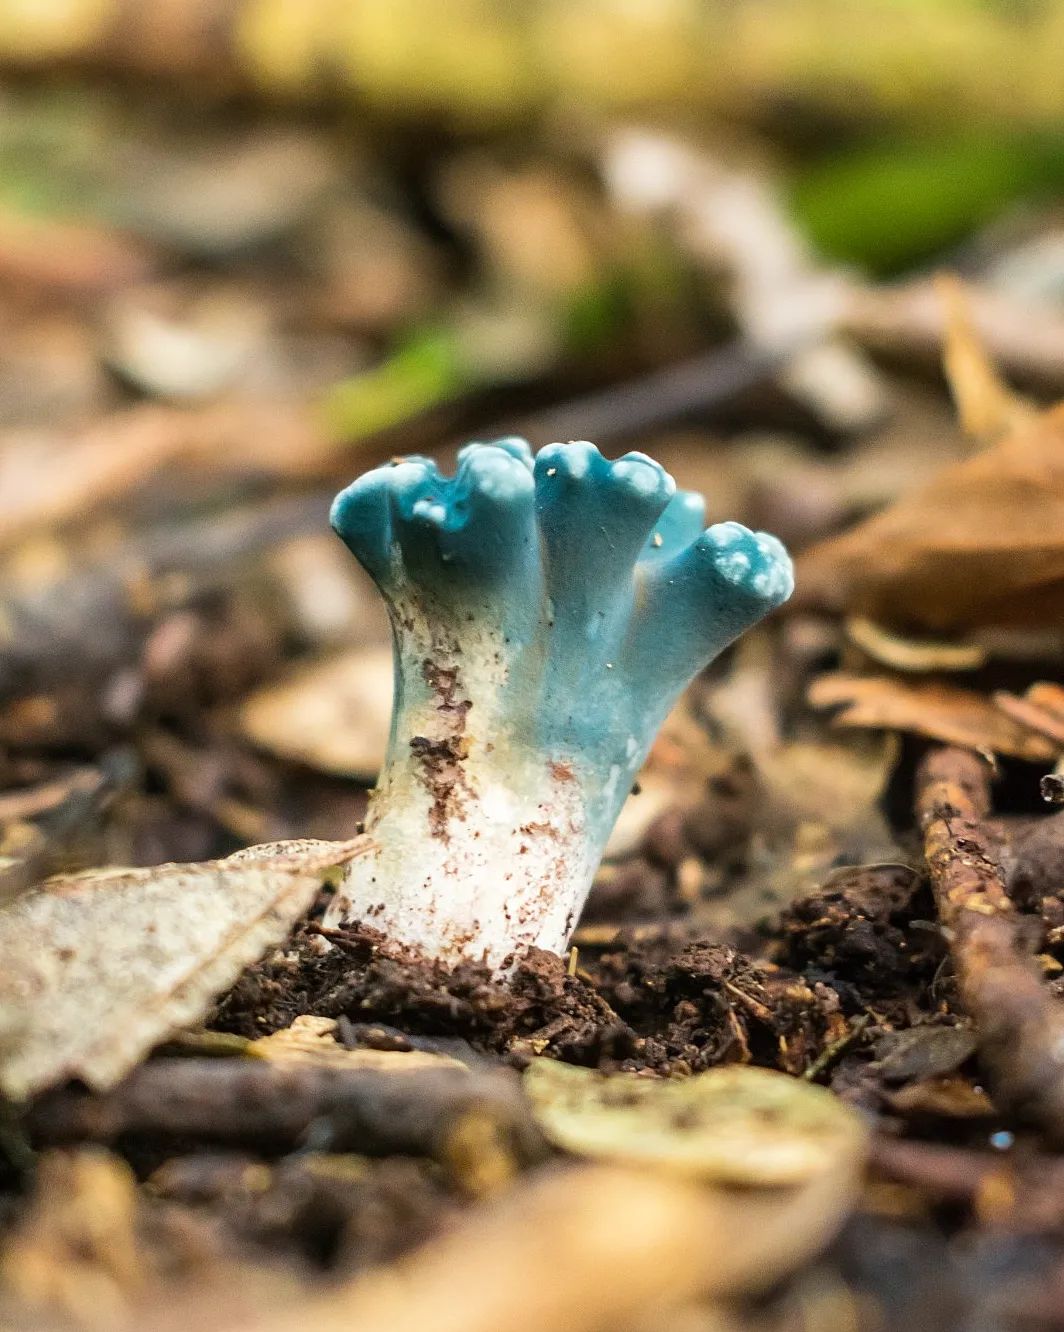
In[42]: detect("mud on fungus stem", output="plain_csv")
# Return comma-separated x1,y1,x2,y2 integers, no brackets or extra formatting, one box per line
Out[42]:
326,438,793,969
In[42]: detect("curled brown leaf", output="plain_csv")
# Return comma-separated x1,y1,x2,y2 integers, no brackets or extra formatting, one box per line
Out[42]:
798,405,1064,633
809,673,1059,762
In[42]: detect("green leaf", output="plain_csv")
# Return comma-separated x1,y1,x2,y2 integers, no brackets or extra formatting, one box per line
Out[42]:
790,134,1064,274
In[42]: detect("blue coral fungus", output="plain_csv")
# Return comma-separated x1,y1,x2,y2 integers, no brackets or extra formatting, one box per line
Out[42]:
327,438,792,968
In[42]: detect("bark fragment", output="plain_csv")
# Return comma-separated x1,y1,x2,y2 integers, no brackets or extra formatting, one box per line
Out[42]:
916,746,1064,1140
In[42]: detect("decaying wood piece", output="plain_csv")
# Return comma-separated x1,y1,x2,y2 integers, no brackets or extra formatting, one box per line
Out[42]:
916,746,1064,1140
27,1057,546,1184
226,1160,860,1332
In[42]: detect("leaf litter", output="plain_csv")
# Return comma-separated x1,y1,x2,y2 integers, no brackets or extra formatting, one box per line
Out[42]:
0,838,371,1099
4,38,1064,1332
524,1059,867,1187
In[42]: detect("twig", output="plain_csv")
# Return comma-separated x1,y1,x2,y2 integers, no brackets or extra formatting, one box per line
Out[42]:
512,339,786,448
802,1015,870,1083
915,746,1064,1140
26,1058,545,1180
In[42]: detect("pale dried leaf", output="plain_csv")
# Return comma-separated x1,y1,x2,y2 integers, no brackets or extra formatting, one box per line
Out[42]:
0,837,371,1099
251,1015,463,1071
752,734,899,838
238,1162,861,1332
705,637,902,925
809,673,1058,762
238,646,393,779
845,615,986,673
524,1061,867,1187
842,276,1064,392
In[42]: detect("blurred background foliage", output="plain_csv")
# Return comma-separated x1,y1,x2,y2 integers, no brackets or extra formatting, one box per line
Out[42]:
0,0,1063,871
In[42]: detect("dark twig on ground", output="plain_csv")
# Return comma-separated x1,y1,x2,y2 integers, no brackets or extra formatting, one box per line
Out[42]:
26,1058,546,1189
916,746,1064,1141
512,339,786,448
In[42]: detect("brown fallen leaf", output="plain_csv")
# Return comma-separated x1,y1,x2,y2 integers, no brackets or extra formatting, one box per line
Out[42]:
809,673,1059,762
994,683,1064,748
886,1075,996,1120
0,837,371,1100
237,646,393,780
797,403,1064,632
0,207,155,303
0,399,338,553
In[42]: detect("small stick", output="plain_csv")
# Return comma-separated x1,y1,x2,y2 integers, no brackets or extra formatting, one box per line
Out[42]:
802,1014,870,1083
513,340,786,448
869,1136,1004,1205
25,1058,545,1179
915,746,1064,1140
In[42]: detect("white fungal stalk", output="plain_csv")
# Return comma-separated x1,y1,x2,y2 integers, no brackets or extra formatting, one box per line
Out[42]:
326,438,792,970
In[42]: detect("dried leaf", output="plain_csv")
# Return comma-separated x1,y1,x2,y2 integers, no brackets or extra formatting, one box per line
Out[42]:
887,1076,995,1119
809,673,1058,762
752,734,899,838
874,1026,977,1084
798,404,1064,632
241,1162,861,1332
0,207,154,300
251,1015,463,1071
524,1061,867,1187
845,615,986,673
842,275,1064,390
238,646,393,779
994,683,1064,748
937,273,1036,443
0,837,371,1099
0,400,336,553
703,637,902,925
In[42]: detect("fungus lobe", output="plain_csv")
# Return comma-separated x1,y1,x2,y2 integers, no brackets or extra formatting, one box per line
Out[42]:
328,438,793,968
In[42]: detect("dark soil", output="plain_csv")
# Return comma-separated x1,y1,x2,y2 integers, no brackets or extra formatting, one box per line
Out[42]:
9,780,1064,1331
